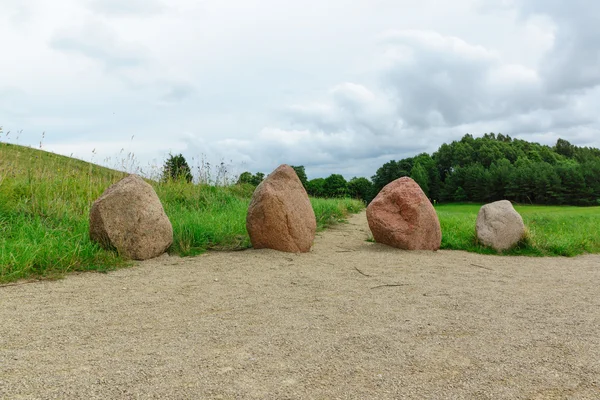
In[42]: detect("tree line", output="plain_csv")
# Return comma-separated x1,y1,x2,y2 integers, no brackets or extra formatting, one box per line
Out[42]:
167,133,600,206
371,134,600,206
236,166,374,201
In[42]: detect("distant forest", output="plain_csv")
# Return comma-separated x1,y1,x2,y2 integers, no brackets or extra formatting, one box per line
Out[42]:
238,133,600,206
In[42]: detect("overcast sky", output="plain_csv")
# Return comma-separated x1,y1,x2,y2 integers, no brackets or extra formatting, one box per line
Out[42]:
1,0,599,180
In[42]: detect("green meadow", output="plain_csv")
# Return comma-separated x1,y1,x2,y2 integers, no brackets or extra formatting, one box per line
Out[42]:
436,203,600,256
2,139,599,284
0,142,363,284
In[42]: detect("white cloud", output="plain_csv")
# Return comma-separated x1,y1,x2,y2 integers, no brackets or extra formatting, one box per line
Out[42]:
518,0,600,93
88,0,167,16
50,19,150,69
1,0,599,181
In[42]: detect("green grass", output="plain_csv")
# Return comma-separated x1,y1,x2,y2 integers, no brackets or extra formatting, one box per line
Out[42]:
436,203,600,256
311,197,365,231
0,142,364,283
160,184,365,257
4,139,597,283
155,181,255,256
1,142,129,282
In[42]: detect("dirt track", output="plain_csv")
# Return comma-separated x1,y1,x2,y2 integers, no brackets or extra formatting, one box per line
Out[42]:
1,211,600,399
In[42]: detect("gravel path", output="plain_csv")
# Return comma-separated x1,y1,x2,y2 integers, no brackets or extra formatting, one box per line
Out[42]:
1,211,600,399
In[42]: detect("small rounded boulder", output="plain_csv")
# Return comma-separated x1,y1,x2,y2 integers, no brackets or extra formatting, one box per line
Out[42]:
476,200,525,251
89,174,173,260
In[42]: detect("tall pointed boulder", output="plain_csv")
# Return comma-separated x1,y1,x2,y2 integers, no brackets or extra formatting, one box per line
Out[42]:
246,164,316,253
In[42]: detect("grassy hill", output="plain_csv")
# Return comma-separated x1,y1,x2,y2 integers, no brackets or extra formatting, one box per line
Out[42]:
4,140,598,285
0,142,363,284
0,142,128,282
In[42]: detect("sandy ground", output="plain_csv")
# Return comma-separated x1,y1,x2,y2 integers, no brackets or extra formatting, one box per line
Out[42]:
1,211,600,399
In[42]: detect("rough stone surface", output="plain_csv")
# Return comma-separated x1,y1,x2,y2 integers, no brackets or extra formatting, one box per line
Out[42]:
89,174,173,260
246,164,316,253
366,177,441,250
476,200,526,251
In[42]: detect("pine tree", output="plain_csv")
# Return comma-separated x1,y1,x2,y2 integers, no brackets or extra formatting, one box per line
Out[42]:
162,153,193,183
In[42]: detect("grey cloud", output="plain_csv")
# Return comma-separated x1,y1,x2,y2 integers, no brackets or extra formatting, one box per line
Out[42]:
474,0,516,12
380,30,547,128
185,120,434,180
50,20,148,69
519,0,600,93
266,30,550,170
8,5,31,25
0,0,34,25
8,0,600,182
283,83,400,137
159,82,196,103
88,0,167,16
247,26,600,178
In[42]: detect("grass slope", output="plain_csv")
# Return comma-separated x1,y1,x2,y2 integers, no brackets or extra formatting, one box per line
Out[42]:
0,142,363,283
3,141,597,283
436,203,600,256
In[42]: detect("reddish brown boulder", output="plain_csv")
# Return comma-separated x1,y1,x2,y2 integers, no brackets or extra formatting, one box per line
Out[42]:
90,174,173,260
246,164,316,253
366,177,441,250
476,200,526,251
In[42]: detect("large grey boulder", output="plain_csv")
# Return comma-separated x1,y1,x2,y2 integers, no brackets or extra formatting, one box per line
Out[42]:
476,200,525,251
246,164,316,253
90,174,173,260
